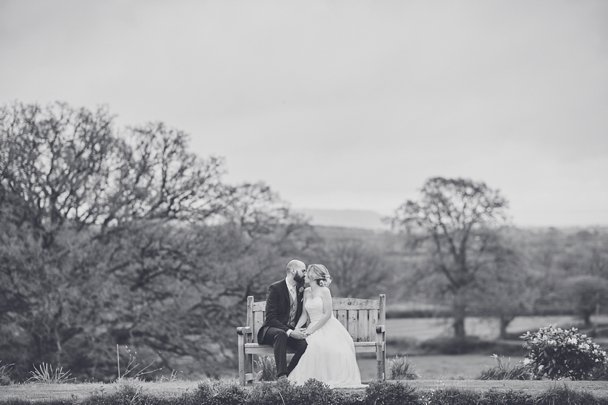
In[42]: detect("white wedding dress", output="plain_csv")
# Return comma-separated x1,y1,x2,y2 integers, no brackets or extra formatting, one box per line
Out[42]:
288,295,364,388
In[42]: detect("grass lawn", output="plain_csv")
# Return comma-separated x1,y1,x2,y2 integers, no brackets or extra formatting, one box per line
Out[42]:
359,354,512,380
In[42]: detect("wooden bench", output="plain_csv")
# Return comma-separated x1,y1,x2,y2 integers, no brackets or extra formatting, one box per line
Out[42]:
236,294,386,385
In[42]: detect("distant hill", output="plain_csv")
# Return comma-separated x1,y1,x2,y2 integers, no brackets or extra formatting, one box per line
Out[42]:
295,208,389,230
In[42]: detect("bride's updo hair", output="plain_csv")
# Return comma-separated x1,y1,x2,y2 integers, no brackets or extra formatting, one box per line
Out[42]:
307,264,332,287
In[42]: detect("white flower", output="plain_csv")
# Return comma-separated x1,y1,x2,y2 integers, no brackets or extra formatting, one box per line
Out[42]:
579,343,590,350
567,338,578,345
523,358,532,365
547,340,556,346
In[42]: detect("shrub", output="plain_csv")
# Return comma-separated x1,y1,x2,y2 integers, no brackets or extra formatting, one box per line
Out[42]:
535,384,601,405
591,361,608,381
521,326,608,380
83,384,146,405
364,380,420,405
247,378,354,405
211,381,247,405
28,363,73,384
181,381,214,404
480,390,533,405
247,380,290,405
423,388,481,405
389,355,418,380
0,360,14,385
290,379,342,405
477,354,533,380
162,380,246,405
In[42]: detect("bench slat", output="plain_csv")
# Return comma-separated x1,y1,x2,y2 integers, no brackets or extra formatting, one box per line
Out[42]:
368,307,378,338
357,309,369,342
332,298,380,310
347,309,358,339
251,298,380,312
336,309,347,328
253,311,265,343
245,342,378,354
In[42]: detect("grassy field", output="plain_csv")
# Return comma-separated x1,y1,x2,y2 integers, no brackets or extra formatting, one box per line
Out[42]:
386,315,608,341
363,354,524,380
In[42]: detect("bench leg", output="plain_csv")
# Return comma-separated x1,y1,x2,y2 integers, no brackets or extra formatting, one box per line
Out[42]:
237,333,246,385
376,335,386,380
247,353,254,384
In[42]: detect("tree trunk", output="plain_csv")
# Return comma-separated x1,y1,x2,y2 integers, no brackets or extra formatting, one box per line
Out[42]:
453,293,466,339
499,315,514,339
583,311,592,328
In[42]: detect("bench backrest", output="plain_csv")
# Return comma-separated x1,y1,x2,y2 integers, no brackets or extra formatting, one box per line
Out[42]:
247,294,385,343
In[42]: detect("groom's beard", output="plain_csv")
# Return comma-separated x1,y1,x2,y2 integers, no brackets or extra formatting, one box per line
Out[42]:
293,273,305,285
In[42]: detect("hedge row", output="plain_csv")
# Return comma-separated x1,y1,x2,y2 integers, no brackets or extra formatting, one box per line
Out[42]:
2,380,608,405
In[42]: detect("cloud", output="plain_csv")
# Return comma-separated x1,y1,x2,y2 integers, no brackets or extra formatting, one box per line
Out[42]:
1,0,607,226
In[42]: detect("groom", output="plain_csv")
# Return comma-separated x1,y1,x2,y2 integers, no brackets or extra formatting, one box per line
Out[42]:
257,259,308,378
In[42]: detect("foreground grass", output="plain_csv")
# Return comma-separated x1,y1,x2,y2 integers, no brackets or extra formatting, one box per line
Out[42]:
2,380,608,403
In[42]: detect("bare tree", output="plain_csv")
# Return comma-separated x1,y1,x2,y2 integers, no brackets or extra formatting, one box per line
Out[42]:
316,239,393,298
390,177,509,339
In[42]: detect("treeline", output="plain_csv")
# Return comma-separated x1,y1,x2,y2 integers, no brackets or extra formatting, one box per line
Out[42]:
315,222,608,338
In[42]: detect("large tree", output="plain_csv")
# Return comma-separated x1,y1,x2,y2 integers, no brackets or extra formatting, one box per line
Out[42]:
391,177,509,339
560,275,608,327
0,102,311,379
470,233,537,339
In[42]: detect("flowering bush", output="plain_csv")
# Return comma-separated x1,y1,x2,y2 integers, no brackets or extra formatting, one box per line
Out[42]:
521,326,607,380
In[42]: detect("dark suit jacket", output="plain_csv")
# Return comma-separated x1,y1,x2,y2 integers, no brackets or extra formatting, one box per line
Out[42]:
257,279,304,344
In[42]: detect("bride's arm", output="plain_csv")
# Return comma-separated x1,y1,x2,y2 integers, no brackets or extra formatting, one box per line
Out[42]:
294,308,308,330
305,287,332,335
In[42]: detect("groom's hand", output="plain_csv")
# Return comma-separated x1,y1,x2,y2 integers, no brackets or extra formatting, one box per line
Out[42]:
289,330,307,340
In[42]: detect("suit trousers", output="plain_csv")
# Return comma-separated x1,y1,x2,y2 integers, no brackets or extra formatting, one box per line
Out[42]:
260,327,308,378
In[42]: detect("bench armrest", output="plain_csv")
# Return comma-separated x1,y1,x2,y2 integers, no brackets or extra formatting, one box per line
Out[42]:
376,325,385,334
236,326,252,335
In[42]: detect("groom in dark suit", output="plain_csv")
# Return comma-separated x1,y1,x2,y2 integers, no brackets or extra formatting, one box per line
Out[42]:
257,259,308,378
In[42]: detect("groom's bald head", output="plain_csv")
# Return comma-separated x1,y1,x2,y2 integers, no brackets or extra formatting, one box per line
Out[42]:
286,259,306,284
286,259,306,273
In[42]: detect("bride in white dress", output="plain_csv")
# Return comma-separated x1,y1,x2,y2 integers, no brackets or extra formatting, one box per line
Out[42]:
287,264,364,388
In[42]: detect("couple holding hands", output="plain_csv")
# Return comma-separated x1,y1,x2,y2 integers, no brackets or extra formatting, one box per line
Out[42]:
257,260,364,388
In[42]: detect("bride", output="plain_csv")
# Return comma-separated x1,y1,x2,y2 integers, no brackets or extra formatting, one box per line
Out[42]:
287,264,364,387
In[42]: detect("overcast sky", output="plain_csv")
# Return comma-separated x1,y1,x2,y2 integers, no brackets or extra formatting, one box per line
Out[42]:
1,0,607,226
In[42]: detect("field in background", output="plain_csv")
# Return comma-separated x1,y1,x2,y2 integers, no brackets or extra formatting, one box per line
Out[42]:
353,314,608,380
386,315,608,341
359,354,521,380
